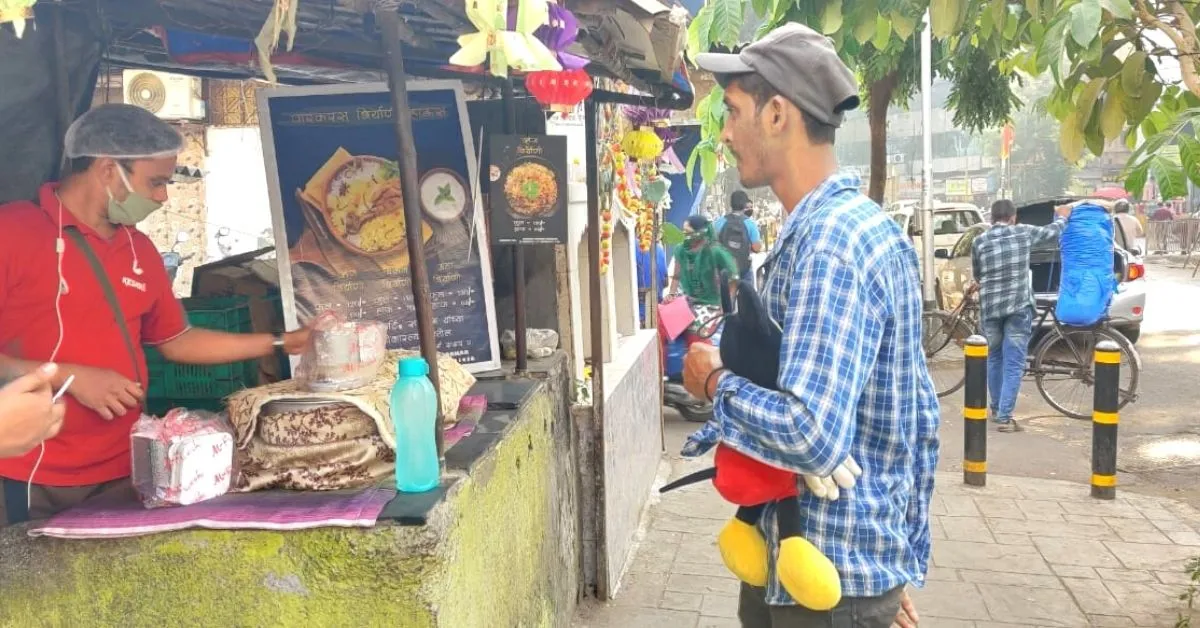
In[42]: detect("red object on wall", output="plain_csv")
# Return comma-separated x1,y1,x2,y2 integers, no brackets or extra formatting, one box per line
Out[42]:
525,69,593,112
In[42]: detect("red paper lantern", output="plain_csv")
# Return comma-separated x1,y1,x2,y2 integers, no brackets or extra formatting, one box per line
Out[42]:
525,69,593,113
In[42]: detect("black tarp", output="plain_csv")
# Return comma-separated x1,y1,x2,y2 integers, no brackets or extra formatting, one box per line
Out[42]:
0,8,100,204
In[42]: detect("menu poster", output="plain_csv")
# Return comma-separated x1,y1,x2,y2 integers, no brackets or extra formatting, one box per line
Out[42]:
489,134,568,244
257,81,501,372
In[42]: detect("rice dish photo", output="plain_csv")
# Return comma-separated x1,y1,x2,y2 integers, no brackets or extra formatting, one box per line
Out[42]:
503,160,559,217
325,156,407,253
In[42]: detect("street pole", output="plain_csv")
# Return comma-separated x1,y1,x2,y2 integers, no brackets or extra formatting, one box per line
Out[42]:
920,8,937,310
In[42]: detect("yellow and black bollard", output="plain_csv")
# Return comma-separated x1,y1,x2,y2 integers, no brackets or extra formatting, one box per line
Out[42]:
963,335,988,487
1091,340,1121,500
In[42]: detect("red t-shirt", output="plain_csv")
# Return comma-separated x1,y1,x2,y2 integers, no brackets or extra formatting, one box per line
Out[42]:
0,183,188,486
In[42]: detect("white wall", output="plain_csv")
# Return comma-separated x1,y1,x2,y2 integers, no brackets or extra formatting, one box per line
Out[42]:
203,127,275,261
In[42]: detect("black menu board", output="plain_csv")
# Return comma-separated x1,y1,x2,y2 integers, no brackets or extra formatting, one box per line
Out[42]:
489,134,568,244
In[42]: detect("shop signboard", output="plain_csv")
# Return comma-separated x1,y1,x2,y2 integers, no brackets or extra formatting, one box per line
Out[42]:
258,81,500,372
488,134,569,244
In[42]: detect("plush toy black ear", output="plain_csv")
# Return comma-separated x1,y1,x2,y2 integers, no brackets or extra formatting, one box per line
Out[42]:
718,279,782,391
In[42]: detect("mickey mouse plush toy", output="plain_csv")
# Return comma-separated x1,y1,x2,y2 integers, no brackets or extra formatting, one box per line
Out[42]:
662,278,860,611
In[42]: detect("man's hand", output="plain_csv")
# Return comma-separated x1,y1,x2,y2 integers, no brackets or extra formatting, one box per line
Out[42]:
1054,201,1079,219
683,343,724,401
281,327,312,355
892,588,919,628
64,364,143,421
801,456,863,500
0,364,67,457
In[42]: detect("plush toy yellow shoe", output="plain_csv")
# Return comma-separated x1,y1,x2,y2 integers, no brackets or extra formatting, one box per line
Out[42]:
717,513,768,586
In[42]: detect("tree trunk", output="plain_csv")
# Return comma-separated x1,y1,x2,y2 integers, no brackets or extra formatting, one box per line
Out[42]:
867,71,900,205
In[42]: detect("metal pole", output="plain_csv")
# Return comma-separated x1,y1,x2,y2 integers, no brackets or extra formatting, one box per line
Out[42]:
502,80,529,374
584,99,605,407
377,7,443,460
963,335,988,487
920,9,937,310
1091,340,1121,500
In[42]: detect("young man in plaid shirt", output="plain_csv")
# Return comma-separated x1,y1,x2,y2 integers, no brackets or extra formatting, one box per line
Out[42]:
970,199,1072,432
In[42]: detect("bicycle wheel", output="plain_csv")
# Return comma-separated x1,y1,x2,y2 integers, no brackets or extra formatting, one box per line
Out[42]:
922,310,974,398
1032,327,1140,420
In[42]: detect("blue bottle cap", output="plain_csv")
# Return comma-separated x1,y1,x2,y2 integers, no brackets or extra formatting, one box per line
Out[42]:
398,356,429,377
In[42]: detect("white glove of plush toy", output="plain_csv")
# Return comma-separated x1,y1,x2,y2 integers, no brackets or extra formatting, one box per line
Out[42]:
801,456,862,501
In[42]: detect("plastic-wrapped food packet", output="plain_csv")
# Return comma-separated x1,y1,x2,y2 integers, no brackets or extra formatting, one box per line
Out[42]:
130,409,236,509
294,311,387,393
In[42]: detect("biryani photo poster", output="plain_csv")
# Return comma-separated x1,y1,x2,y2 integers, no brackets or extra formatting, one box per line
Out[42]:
489,134,568,244
258,81,500,372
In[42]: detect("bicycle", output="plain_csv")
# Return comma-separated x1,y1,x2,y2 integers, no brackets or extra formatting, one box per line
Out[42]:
922,294,1141,420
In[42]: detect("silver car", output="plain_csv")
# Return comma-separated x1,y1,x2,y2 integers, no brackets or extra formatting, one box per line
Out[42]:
934,199,1147,344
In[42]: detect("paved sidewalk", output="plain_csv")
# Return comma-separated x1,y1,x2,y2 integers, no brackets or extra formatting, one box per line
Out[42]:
574,456,1200,628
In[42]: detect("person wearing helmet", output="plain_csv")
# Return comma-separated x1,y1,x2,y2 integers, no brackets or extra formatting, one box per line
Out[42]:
0,104,310,524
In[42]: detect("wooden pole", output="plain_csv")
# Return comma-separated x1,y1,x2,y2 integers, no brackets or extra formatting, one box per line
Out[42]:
584,99,605,407
502,79,529,374
376,7,443,460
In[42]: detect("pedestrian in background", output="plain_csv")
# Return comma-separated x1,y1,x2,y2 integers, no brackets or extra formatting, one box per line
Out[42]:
716,190,764,283
969,199,1071,433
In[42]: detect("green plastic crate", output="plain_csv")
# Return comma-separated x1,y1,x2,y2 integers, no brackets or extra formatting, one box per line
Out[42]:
145,295,278,413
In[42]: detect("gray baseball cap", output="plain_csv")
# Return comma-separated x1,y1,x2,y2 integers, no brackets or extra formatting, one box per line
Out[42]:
695,22,860,128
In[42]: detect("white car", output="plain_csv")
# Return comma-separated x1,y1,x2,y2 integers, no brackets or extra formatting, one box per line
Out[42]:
887,201,986,271
934,199,1147,344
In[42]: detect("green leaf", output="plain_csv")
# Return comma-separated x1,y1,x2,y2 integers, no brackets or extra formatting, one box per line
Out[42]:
931,0,961,38
1003,11,1020,39
1027,0,1041,19
661,222,684,248
1125,126,1139,150
750,0,772,18
1100,89,1126,140
686,5,713,59
1076,78,1106,131
1125,80,1162,122
701,150,718,183
1085,118,1106,156
708,0,744,48
1121,51,1148,97
1060,111,1086,161
1123,160,1148,196
853,11,878,44
1069,0,1102,48
872,14,892,49
1029,17,1044,41
891,11,917,39
685,145,700,191
1178,135,1200,187
821,0,844,35
1037,15,1069,76
1150,148,1187,199
1100,0,1133,19
991,0,1007,25
980,5,996,39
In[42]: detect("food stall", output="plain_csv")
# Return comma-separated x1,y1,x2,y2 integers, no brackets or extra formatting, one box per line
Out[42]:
0,0,692,624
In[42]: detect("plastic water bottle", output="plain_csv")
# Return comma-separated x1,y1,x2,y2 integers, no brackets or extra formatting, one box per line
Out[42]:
390,356,440,493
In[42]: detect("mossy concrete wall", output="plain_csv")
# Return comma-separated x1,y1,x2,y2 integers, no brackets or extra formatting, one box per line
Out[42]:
0,380,579,628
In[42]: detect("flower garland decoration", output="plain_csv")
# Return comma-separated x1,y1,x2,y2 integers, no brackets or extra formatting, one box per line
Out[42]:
0,0,36,38
451,0,560,77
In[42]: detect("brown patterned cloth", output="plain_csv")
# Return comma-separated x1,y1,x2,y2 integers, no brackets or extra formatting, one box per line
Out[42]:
225,350,475,492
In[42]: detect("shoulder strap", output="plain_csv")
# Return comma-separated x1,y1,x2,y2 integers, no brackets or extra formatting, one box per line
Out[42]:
63,227,143,384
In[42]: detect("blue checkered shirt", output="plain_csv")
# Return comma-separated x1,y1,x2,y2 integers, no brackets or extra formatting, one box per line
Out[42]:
683,172,941,604
971,220,1065,320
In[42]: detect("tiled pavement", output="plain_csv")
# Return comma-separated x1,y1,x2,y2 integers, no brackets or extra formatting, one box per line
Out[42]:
574,454,1200,628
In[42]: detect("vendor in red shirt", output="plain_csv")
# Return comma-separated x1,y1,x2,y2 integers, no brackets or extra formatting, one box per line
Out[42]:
0,104,310,524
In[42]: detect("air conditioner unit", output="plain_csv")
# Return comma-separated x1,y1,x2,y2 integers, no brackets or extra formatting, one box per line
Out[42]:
122,70,206,121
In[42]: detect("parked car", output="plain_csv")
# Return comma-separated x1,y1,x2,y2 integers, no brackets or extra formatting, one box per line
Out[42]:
934,198,1147,344
888,201,986,272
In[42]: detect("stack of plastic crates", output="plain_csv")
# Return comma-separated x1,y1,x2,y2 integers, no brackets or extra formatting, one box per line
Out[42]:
144,296,265,416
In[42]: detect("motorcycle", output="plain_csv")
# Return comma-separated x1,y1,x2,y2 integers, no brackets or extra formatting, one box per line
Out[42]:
663,305,724,423
161,231,194,289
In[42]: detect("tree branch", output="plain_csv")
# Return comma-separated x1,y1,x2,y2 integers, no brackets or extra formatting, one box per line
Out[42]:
1134,0,1200,96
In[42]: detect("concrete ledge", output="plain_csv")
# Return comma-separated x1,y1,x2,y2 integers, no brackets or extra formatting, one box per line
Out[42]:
0,356,580,628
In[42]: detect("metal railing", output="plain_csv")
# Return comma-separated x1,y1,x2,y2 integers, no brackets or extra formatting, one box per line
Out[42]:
1145,218,1200,255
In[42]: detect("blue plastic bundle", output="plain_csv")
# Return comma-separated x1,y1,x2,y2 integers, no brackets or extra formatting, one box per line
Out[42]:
1056,203,1116,326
